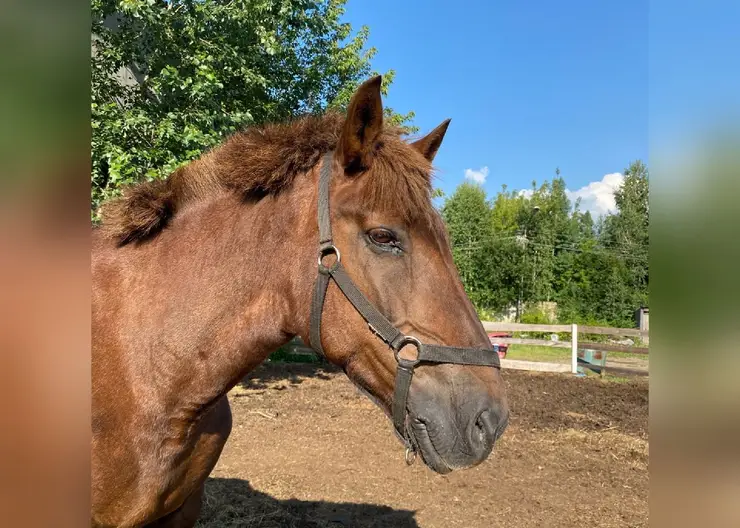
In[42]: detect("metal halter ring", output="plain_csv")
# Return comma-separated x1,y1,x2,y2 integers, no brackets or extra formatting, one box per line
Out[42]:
317,245,341,274
405,447,417,465
394,336,422,368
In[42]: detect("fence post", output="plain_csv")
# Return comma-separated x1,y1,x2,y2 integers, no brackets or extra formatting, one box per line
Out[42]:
571,323,578,374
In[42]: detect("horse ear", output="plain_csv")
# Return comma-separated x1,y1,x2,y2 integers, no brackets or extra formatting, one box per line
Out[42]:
339,75,384,173
411,119,451,162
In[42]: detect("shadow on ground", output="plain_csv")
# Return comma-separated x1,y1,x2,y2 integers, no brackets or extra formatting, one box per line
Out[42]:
238,361,338,392
197,477,418,528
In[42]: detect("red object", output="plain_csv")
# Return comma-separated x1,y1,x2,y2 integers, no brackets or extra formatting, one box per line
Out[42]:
487,332,511,359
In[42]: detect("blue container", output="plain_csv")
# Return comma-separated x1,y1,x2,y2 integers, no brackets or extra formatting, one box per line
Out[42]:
577,348,607,375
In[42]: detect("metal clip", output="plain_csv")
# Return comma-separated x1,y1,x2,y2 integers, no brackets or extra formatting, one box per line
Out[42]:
405,447,417,466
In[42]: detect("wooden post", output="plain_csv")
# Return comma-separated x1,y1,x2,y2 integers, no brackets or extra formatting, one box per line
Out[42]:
571,323,578,374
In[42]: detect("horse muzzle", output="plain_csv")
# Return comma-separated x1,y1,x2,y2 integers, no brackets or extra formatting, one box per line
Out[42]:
406,382,509,474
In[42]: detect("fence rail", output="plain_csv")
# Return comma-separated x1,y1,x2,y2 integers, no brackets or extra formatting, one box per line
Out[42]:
488,337,649,355
579,341,649,355
482,321,648,339
483,322,572,333
595,364,649,377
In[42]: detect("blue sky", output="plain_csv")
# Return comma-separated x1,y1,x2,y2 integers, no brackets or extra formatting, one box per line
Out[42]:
342,0,648,216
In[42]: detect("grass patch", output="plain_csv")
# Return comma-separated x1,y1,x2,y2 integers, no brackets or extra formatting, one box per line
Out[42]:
506,345,570,362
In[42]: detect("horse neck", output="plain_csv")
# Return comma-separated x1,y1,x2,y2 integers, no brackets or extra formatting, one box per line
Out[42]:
113,179,318,415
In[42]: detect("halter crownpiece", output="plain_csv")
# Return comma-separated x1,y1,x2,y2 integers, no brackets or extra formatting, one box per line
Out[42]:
309,151,501,458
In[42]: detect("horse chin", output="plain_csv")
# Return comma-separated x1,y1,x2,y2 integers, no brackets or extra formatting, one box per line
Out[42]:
408,417,453,475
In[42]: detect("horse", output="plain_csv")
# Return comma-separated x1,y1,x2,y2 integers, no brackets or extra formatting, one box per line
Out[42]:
92,76,509,527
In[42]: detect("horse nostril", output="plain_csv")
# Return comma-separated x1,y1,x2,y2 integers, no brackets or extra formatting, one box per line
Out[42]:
473,409,498,447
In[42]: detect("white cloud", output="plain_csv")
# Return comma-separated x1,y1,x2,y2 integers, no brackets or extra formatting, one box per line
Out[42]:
514,173,624,218
518,189,534,199
566,173,624,217
464,166,489,184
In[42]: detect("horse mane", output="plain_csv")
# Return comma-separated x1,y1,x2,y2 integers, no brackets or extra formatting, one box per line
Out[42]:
100,111,437,246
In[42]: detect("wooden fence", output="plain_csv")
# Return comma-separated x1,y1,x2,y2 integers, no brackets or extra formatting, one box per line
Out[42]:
482,321,649,376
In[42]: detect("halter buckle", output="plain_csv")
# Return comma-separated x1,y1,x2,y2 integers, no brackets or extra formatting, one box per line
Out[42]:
394,336,422,368
317,245,341,274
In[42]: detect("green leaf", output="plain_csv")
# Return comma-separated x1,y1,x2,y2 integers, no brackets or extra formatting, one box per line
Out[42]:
91,0,416,219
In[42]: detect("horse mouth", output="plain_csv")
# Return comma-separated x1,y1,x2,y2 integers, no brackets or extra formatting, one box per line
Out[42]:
406,412,508,474
408,417,453,474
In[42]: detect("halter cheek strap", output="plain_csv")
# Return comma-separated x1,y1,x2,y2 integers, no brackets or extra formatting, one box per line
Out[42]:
309,152,501,457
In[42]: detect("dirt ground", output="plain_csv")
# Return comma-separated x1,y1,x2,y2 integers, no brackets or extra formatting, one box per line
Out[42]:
197,362,648,528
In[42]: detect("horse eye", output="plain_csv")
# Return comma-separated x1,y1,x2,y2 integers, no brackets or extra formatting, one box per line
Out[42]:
368,228,397,245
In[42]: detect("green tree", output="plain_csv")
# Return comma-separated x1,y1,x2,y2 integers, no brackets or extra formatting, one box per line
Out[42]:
440,182,492,306
441,183,491,248
91,0,415,218
513,173,573,306
490,184,524,235
474,237,524,314
555,247,633,327
602,160,650,307
480,186,528,313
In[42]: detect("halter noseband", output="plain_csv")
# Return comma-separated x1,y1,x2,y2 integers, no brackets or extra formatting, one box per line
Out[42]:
309,152,501,460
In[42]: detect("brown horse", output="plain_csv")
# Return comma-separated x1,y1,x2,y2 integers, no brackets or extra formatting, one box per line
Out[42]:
92,76,509,527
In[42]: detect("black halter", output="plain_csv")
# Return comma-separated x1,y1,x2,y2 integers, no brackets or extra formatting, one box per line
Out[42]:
309,152,501,460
